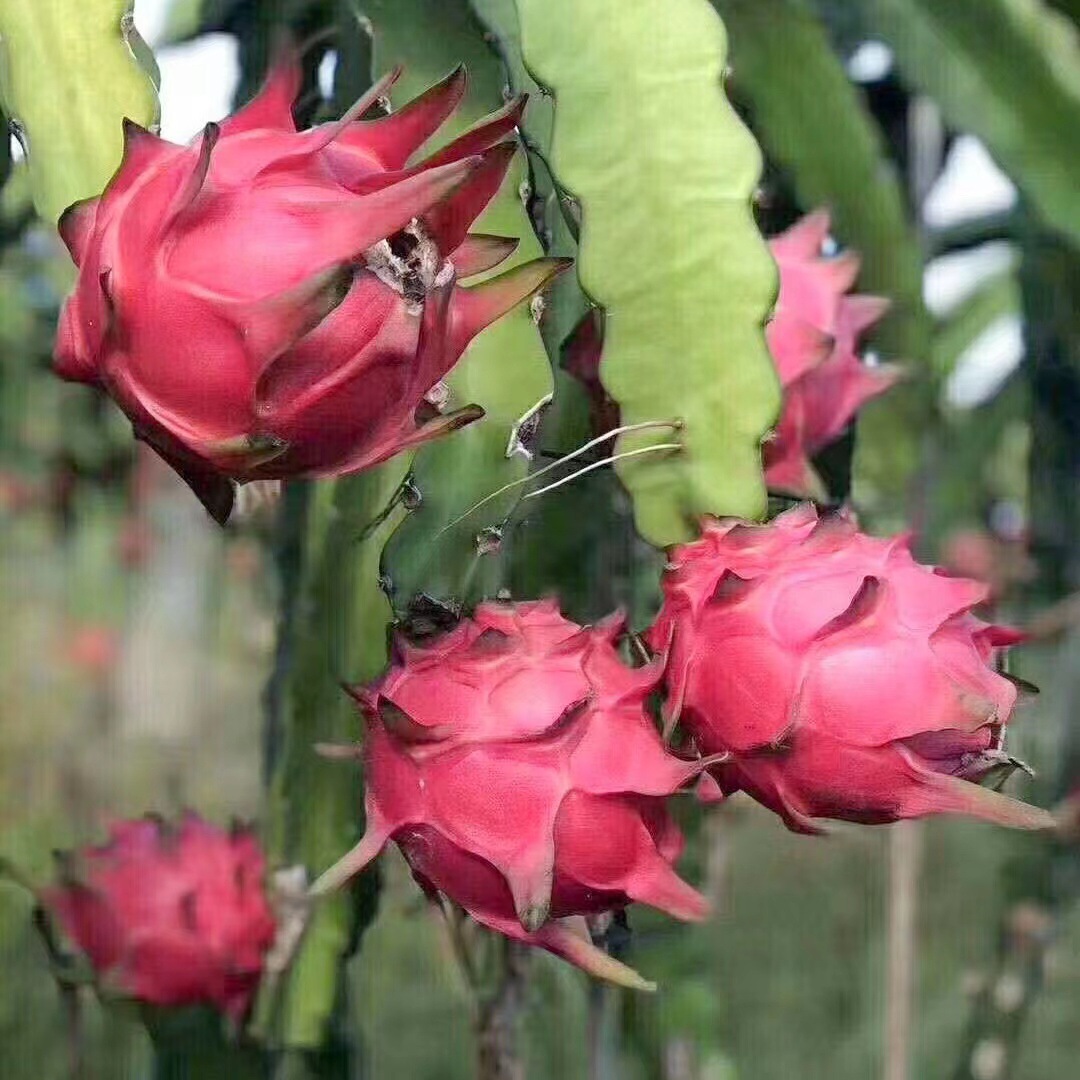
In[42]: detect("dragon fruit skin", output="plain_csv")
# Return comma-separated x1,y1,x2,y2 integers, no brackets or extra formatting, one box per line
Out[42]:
41,813,276,1021
648,504,1053,834
317,599,708,990
764,211,901,499
53,61,567,522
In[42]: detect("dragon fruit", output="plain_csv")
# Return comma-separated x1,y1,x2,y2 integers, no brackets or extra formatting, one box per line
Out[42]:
315,599,708,989
41,813,276,1020
648,503,1053,834
53,61,567,522
764,211,901,499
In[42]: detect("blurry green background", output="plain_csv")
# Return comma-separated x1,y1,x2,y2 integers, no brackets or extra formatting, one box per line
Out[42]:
4,1,1080,1077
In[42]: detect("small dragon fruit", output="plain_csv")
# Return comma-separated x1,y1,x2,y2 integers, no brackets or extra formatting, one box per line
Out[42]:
41,813,276,1021
316,599,708,989
648,504,1053,834
54,61,567,522
764,211,901,499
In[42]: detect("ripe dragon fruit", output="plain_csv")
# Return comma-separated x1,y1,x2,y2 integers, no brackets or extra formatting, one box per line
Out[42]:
54,61,568,523
764,211,901,499
41,813,276,1020
315,599,708,989
648,504,1053,834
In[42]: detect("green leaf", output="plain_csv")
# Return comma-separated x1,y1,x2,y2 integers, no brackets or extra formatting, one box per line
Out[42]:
932,270,1021,385
0,0,159,222
365,0,554,609
161,0,241,43
161,0,208,42
469,0,554,153
854,0,1080,248
145,1006,269,1080
469,0,592,362
924,374,1026,545
517,0,780,546
260,463,408,1050
713,0,929,361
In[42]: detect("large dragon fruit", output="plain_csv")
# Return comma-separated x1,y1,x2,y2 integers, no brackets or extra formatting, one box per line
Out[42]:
764,211,901,499
648,504,1053,834
41,813,276,1020
54,61,566,522
315,599,708,989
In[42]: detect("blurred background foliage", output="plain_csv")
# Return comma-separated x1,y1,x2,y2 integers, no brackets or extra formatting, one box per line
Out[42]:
2,0,1080,1077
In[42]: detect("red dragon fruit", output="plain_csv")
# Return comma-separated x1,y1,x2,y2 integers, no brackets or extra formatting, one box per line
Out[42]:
53,61,567,522
314,599,708,989
41,813,276,1020
764,211,901,499
648,504,1053,834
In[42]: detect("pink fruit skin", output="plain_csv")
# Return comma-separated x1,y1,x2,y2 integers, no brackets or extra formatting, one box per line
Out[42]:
54,62,567,521
326,600,708,988
764,211,901,499
648,503,1052,834
42,813,276,1021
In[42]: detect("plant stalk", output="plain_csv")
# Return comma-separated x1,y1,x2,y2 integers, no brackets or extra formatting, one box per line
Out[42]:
884,820,921,1080
476,941,531,1080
